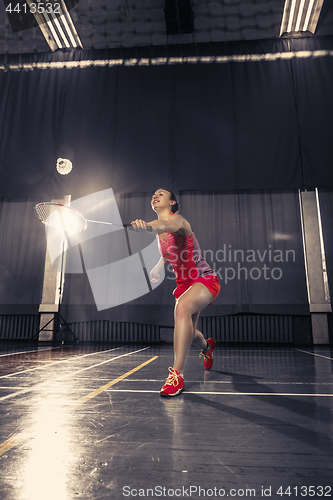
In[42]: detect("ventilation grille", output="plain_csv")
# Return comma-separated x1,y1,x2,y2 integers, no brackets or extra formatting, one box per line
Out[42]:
199,315,294,343
0,315,294,343
0,315,39,340
69,320,160,343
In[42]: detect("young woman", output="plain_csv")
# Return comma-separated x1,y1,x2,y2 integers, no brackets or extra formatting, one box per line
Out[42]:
131,189,220,397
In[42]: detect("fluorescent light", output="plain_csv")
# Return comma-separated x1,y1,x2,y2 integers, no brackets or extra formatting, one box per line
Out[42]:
27,0,83,51
303,0,316,31
287,0,297,33
52,16,71,48
43,15,63,49
295,0,306,32
61,17,78,47
280,0,324,37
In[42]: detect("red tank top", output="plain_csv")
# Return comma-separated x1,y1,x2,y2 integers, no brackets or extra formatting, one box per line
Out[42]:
158,232,215,284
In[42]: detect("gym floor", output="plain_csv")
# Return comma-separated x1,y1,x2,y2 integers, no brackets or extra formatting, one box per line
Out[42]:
0,342,332,500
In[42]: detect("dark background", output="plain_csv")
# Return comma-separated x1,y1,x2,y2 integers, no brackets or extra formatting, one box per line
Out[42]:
1,36,333,326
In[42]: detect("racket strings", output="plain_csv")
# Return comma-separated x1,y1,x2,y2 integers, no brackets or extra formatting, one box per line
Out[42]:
34,203,52,223
34,203,87,233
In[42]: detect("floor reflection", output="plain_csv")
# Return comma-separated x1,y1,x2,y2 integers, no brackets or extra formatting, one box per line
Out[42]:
17,392,76,500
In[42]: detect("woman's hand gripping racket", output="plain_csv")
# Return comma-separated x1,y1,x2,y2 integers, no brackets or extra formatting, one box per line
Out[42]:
130,218,155,233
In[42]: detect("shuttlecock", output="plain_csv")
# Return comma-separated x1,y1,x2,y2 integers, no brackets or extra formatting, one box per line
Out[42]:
56,158,72,175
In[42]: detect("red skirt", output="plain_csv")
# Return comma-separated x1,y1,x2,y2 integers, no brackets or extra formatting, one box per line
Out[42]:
173,274,220,303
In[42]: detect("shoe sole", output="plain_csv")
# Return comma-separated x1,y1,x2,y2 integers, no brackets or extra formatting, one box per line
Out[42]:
160,387,184,397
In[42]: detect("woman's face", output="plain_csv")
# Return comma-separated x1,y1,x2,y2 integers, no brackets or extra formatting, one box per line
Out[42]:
151,189,172,212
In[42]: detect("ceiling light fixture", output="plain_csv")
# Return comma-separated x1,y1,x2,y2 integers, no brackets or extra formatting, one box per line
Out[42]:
26,0,83,51
280,0,324,37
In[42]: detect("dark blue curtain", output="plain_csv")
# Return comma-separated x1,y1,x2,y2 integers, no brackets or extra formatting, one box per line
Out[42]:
0,197,46,314
291,37,333,189
1,36,333,322
1,37,333,198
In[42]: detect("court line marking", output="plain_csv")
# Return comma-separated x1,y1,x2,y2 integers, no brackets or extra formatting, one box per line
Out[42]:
0,430,33,456
71,356,159,408
68,347,151,375
0,355,159,457
0,346,69,358
0,386,31,389
295,348,333,361
106,389,333,397
96,378,333,386
0,387,38,402
0,347,150,402
0,346,123,379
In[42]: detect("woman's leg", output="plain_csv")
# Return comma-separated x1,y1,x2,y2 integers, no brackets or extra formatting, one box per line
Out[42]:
191,312,208,351
172,283,213,374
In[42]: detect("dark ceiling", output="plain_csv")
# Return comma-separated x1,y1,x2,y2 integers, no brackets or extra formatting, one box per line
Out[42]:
0,0,333,55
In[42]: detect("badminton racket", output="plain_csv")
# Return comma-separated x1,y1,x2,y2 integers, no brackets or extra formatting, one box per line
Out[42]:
33,202,153,233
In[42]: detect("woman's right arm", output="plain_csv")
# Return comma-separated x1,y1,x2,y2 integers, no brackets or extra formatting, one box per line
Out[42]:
131,214,184,235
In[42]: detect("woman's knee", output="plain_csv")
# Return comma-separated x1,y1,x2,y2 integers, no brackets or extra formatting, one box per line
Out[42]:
174,297,193,321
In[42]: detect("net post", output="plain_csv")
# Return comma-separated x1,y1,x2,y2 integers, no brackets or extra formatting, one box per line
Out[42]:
37,195,71,342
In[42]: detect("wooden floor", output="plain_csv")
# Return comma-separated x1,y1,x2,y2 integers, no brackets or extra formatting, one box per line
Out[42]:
0,342,332,500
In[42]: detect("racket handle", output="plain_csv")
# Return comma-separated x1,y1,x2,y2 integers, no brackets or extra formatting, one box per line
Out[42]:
124,224,153,232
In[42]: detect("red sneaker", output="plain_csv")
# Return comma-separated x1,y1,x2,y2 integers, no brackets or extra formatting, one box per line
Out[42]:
160,368,185,397
200,338,216,370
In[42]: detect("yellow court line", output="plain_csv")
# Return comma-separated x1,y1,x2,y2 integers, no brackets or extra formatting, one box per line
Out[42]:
0,355,159,457
71,356,159,408
0,430,33,456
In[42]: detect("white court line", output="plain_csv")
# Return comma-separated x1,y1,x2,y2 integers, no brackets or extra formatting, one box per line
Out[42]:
0,347,150,401
0,346,123,379
63,347,150,375
0,385,28,391
295,348,333,361
0,387,38,402
0,345,69,358
108,389,159,393
0,386,30,389
106,389,333,396
100,378,333,385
